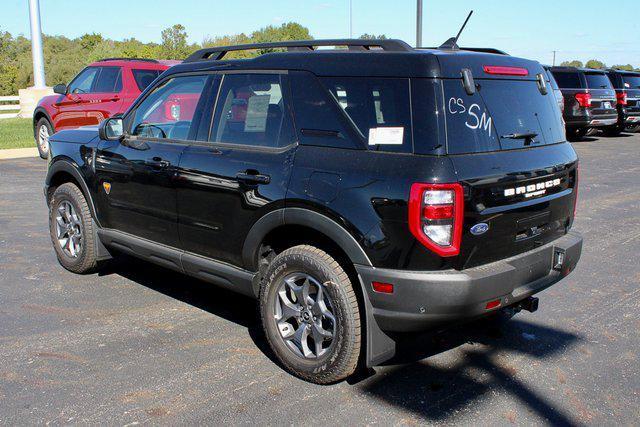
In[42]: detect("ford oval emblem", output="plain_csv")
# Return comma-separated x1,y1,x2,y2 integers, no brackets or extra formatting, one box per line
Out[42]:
470,223,489,236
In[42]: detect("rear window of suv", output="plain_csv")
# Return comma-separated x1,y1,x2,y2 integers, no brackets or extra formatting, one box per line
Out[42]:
622,74,640,89
585,72,613,89
551,71,582,89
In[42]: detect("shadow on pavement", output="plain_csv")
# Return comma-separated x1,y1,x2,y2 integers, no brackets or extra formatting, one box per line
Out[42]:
103,256,581,425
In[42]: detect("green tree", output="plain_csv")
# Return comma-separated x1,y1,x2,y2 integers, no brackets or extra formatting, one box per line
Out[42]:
79,33,103,50
585,59,606,69
560,60,584,67
160,24,190,59
611,64,634,71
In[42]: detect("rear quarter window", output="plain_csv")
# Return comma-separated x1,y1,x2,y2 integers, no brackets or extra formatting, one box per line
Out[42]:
321,77,412,153
552,72,582,89
132,69,162,91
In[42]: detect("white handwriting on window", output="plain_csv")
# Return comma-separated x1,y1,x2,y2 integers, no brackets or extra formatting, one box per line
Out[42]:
448,97,492,136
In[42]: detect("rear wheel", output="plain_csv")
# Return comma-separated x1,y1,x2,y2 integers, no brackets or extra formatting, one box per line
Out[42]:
603,123,624,137
48,183,99,274
35,117,53,159
259,245,361,384
567,127,588,141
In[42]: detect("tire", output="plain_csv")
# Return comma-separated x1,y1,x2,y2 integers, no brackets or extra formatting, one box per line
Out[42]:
48,182,99,274
567,127,587,141
259,245,361,384
35,117,53,159
602,123,623,137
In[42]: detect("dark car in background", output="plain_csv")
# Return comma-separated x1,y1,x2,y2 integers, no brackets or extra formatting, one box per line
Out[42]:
550,66,617,140
605,69,640,134
32,58,177,159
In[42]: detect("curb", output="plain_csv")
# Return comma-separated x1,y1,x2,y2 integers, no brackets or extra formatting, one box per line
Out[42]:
0,147,40,160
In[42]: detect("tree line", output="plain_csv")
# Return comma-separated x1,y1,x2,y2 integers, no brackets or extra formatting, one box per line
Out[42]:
1,22,638,96
0,22,314,96
559,59,639,71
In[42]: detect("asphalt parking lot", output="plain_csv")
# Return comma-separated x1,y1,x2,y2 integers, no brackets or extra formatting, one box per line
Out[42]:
1,134,639,425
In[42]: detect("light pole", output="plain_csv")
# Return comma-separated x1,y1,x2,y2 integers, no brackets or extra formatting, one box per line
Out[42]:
416,0,423,47
28,0,46,88
349,0,353,38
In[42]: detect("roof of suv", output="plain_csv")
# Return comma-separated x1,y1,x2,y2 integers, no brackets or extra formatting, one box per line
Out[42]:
549,66,607,74
606,68,640,75
87,58,179,69
167,39,541,79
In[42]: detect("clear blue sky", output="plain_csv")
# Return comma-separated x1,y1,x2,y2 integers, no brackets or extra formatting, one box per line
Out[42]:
2,0,639,66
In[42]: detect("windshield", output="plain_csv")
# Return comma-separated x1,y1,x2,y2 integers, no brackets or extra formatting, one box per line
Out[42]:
585,73,613,89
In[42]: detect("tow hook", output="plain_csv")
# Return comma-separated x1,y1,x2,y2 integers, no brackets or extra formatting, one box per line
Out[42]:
518,296,539,313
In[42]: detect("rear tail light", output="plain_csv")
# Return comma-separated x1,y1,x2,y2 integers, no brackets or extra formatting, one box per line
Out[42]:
483,65,529,76
575,92,592,108
616,91,627,106
409,183,464,257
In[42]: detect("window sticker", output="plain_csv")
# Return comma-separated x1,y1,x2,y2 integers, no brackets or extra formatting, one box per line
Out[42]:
244,94,270,132
368,127,404,145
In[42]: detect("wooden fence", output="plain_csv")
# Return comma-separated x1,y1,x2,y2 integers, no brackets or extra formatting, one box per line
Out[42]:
0,96,20,119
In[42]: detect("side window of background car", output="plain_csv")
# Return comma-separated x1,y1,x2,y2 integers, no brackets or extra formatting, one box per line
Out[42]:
128,75,209,141
132,69,162,91
209,73,295,148
93,67,122,93
68,67,99,94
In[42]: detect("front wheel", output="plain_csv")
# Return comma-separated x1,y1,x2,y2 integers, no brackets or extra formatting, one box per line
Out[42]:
35,118,53,159
259,245,361,384
48,183,99,274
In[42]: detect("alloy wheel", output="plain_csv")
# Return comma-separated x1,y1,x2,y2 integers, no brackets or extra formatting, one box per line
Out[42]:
273,272,336,359
38,124,50,154
55,200,82,258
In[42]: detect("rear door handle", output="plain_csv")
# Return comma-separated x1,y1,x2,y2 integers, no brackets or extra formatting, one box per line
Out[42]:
236,172,270,184
149,157,170,169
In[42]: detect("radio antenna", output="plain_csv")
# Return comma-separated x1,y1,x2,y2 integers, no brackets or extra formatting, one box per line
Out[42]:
439,10,474,50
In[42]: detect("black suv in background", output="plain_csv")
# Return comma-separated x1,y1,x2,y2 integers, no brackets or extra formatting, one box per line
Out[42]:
44,39,582,384
605,69,640,134
543,66,565,114
550,66,617,140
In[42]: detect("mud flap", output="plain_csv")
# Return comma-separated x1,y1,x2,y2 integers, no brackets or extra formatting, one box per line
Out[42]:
358,274,396,367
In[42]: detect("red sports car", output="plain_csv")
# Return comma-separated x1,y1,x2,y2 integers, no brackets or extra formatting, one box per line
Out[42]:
33,58,177,158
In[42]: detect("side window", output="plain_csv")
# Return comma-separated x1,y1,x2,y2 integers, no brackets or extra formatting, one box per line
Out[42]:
68,67,99,94
128,75,209,141
321,77,412,153
93,67,122,93
209,73,294,147
132,69,162,91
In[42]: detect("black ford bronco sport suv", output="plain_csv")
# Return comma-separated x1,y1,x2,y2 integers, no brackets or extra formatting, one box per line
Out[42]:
45,39,582,384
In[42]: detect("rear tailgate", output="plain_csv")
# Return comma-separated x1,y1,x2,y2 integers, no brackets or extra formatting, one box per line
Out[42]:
439,55,578,268
585,72,617,120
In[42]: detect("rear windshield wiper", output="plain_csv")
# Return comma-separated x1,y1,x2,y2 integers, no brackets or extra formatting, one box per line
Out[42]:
501,132,539,146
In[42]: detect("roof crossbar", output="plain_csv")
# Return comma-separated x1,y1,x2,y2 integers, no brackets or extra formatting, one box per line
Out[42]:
184,39,413,62
96,57,159,63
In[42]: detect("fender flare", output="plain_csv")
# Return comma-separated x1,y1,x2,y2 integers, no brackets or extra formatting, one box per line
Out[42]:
33,107,54,133
45,158,100,228
242,207,372,271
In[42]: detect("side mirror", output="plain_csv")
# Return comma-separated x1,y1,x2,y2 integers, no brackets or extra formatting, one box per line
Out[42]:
99,117,124,141
53,84,67,95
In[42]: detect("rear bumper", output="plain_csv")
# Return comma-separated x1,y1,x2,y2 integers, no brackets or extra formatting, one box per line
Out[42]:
588,117,617,127
624,114,640,124
357,231,582,333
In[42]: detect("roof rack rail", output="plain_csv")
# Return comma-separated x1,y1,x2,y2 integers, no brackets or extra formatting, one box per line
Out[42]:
96,57,159,63
184,39,413,62
419,47,508,55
